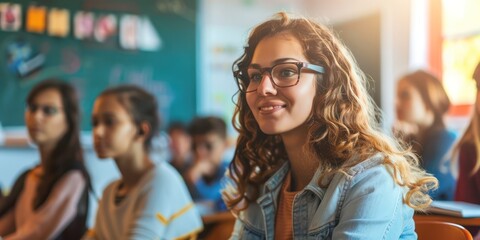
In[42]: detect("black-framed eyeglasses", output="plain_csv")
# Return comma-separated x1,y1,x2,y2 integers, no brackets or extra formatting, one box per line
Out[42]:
26,103,61,116
234,61,324,93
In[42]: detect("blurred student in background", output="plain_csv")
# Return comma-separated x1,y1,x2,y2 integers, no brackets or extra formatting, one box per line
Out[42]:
451,62,480,239
394,70,457,200
0,79,90,239
167,121,193,176
85,85,202,239
185,116,230,214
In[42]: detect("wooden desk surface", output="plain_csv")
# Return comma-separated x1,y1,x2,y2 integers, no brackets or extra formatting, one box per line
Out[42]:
202,211,235,225
415,213,480,226
201,211,236,240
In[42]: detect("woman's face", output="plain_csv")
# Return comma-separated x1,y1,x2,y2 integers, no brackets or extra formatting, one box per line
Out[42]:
396,80,430,125
246,33,317,136
25,88,67,149
92,95,138,159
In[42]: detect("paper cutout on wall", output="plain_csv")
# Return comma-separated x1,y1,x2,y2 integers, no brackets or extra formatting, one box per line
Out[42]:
120,15,139,50
94,14,117,42
120,16,161,51
74,11,94,40
0,3,21,31
26,6,47,33
138,17,161,51
48,8,70,37
6,39,45,77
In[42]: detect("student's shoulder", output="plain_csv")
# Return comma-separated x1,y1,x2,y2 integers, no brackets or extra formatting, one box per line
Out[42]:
440,128,458,143
63,169,86,180
329,153,402,198
101,179,121,196
151,161,186,187
344,153,385,176
445,128,458,137
337,153,395,187
155,161,182,178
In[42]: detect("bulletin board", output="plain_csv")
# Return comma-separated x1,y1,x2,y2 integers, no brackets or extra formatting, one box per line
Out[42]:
0,0,197,130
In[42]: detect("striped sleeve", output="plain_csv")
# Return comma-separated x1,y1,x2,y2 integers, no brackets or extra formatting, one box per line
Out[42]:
129,163,203,240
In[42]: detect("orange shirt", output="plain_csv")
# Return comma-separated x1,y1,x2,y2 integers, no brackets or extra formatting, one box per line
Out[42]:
274,172,301,239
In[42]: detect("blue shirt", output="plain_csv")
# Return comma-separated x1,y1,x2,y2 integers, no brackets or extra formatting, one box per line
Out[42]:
230,153,417,240
422,128,457,200
190,160,229,212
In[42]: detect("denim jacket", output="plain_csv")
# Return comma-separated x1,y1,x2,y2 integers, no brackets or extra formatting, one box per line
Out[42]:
230,153,417,240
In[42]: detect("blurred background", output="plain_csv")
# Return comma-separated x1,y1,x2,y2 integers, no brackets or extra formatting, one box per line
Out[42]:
0,0,478,228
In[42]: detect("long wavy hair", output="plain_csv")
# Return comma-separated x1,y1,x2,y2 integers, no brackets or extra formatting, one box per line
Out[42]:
26,79,89,210
224,12,437,213
451,62,480,175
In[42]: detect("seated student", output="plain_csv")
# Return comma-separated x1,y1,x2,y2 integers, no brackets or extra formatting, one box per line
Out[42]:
85,85,202,239
394,70,457,200
0,79,90,240
185,116,230,214
167,121,193,176
453,62,480,238
225,12,437,239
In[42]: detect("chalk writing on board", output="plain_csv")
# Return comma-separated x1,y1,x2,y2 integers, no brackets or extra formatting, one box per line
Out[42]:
156,0,195,22
108,65,174,121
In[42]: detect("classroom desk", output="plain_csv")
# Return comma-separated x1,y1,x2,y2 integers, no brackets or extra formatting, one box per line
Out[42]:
202,211,235,224
414,212,480,226
201,211,236,240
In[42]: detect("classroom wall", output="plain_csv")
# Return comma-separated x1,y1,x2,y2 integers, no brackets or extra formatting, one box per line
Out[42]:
0,0,197,130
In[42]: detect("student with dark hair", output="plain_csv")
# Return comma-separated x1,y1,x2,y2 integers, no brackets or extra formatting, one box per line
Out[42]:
185,116,230,214
167,121,193,176
226,12,437,239
84,85,202,239
394,70,457,200
0,79,90,239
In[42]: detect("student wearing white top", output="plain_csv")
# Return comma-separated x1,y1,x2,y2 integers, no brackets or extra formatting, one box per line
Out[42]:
84,85,202,240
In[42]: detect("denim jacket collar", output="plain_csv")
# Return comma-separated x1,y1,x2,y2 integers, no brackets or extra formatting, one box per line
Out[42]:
258,160,328,205
233,153,416,240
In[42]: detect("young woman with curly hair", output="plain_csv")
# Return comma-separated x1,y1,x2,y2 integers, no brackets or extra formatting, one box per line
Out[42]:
225,12,438,239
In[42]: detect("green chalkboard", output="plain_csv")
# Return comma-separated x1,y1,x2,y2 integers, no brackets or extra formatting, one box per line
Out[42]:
0,0,197,130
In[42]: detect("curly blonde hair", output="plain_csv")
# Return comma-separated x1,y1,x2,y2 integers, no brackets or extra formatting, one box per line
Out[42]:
224,12,437,213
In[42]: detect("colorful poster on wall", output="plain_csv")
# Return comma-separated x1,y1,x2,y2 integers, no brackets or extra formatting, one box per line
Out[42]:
120,15,139,50
48,8,70,37
137,17,161,51
6,39,45,77
120,15,161,51
0,3,21,31
94,14,117,43
74,11,94,40
26,5,47,33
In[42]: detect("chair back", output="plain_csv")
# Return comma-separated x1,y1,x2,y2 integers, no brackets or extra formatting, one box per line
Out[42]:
416,220,473,240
